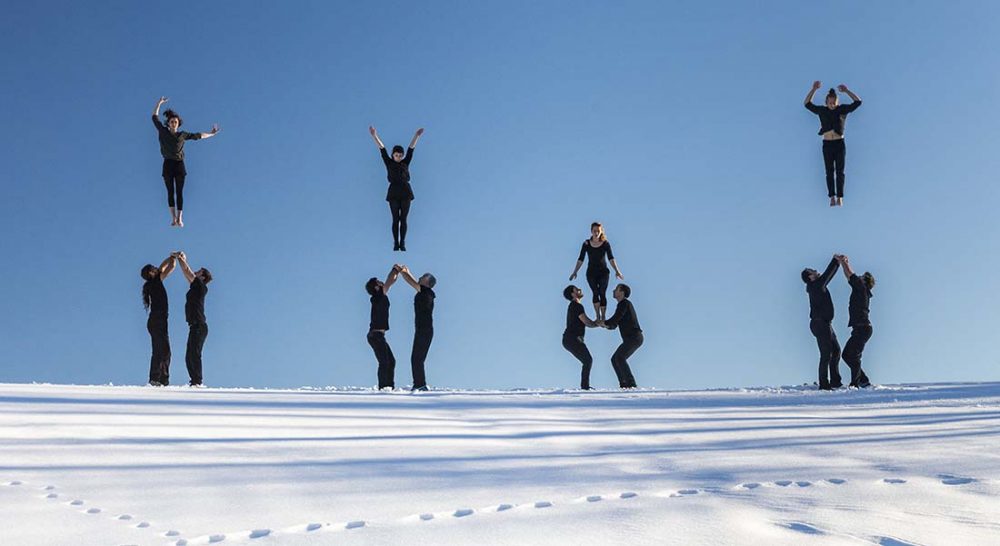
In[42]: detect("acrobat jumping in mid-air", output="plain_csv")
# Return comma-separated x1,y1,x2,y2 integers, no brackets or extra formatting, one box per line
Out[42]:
369,126,425,251
804,82,862,207
152,97,220,227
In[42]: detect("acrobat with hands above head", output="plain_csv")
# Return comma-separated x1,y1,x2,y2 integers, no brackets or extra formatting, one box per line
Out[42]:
152,97,220,227
365,265,402,390
569,222,624,323
562,285,601,390
802,255,843,390
599,283,642,389
369,126,425,251
804,82,862,207
173,251,213,387
140,254,178,386
835,254,875,388
394,264,437,392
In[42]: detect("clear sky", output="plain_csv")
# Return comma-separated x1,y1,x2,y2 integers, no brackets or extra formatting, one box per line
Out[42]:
2,1,999,389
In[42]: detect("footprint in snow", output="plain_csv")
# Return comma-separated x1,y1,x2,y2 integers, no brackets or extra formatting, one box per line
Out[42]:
740,483,762,490
70,500,84,506
774,480,793,487
137,522,151,528
453,509,474,518
883,478,907,484
165,530,181,537
117,514,133,521
43,485,55,490
249,529,271,539
795,481,812,487
7,481,22,486
826,478,847,485
534,501,552,508
778,521,825,535
175,540,188,546
620,492,638,499
345,521,366,529
305,523,323,532
419,513,435,521
86,508,102,514
587,495,603,502
877,537,919,546
675,489,699,496
496,504,514,512
208,534,226,543
939,474,974,486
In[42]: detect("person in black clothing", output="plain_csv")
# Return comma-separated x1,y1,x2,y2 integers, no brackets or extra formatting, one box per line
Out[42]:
397,264,436,392
601,284,642,389
569,222,624,322
802,256,843,390
804,82,862,207
365,266,401,390
152,97,220,227
836,254,874,388
140,255,178,386
175,252,213,387
369,126,425,251
562,285,600,390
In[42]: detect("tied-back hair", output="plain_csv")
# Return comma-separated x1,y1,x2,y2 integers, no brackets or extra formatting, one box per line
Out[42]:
801,269,814,284
591,222,607,242
163,109,183,127
563,285,577,301
826,89,838,102
862,272,876,290
365,277,380,295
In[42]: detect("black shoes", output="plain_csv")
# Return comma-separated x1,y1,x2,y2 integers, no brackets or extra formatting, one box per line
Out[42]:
411,385,429,392
393,242,400,251
399,242,406,251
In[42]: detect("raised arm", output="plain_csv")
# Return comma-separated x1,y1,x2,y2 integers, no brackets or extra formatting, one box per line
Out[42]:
152,97,167,128
408,128,424,149
382,265,401,294
398,265,421,291
837,255,856,279
159,254,177,280
818,256,840,287
838,84,861,103
176,252,196,283
369,126,386,149
804,81,821,108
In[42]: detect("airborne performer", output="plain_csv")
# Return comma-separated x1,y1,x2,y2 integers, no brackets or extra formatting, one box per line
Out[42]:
569,222,624,322
369,126,425,251
804,82,862,207
151,97,220,227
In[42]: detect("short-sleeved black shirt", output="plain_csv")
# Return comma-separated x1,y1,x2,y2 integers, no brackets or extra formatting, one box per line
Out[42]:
578,240,614,271
153,115,202,161
414,286,435,330
185,278,208,325
804,101,862,136
564,301,586,338
370,290,390,331
605,298,642,339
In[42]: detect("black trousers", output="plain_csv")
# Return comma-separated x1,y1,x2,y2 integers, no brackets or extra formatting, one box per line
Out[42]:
810,319,842,389
586,268,610,307
821,139,846,198
388,199,411,245
162,159,187,210
611,332,642,388
186,322,209,386
562,334,593,389
411,328,433,389
367,330,396,389
842,323,873,387
147,320,171,385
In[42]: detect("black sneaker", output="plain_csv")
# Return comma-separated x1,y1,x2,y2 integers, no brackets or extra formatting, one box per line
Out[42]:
393,242,400,251
399,242,407,252
149,381,163,387
411,385,429,392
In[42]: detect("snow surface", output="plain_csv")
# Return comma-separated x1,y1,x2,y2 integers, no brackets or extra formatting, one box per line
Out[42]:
1,382,998,545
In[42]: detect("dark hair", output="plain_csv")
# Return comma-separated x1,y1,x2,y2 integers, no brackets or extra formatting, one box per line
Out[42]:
391,145,405,155
862,272,876,290
616,283,631,298
563,285,578,301
199,268,214,284
826,89,837,101
422,273,437,288
163,109,183,127
365,277,380,295
801,269,814,283
140,264,158,310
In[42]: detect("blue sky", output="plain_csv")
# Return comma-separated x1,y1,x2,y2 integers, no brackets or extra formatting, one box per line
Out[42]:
1,1,999,389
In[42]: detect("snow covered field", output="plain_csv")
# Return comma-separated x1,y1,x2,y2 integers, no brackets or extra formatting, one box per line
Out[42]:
1,382,998,546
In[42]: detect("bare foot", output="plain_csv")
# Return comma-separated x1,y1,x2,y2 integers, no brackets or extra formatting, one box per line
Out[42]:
837,197,844,207
177,218,184,227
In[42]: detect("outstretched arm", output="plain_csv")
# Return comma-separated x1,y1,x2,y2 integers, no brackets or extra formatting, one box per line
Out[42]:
159,255,177,280
176,252,196,283
198,124,221,140
804,81,821,107
578,312,598,328
369,126,386,149
408,128,424,149
382,266,401,294
603,302,627,330
398,265,421,291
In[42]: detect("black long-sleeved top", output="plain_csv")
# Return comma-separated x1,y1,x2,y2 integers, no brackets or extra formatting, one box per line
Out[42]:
806,258,840,322
380,147,415,201
578,240,614,271
185,278,208,325
847,274,873,327
144,277,168,323
152,115,202,161
564,301,587,338
414,286,435,330
804,101,862,136
370,290,390,331
605,298,642,339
